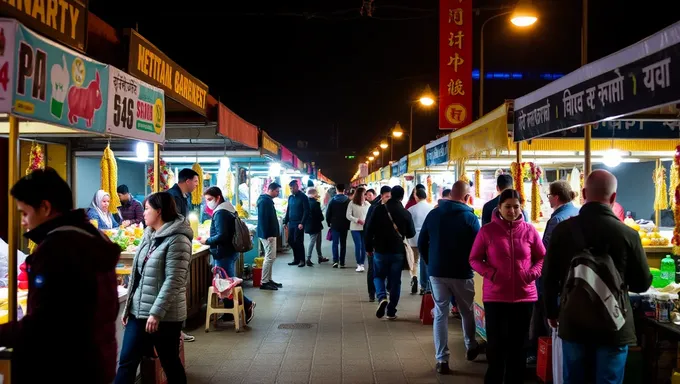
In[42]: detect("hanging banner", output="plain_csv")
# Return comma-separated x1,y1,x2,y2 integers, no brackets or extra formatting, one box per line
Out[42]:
12,22,109,133
407,146,426,172
514,21,680,142
280,146,293,165
0,20,17,113
260,131,280,158
106,67,165,144
127,29,208,116
426,136,449,166
439,0,472,130
546,120,680,139
391,162,399,177
0,0,88,52
381,166,391,180
359,163,368,178
398,156,408,175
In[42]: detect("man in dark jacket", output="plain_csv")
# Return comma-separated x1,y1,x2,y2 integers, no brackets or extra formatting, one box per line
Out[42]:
543,170,652,383
364,186,391,301
283,180,310,267
304,188,329,265
117,184,144,225
326,183,351,268
167,168,200,217
365,185,415,320
257,182,282,290
1,168,119,383
418,181,480,373
481,174,529,225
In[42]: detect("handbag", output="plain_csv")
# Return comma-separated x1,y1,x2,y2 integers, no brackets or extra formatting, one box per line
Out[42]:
326,229,333,241
384,206,415,271
212,266,243,300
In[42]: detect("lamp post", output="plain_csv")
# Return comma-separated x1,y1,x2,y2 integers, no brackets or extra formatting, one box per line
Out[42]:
408,87,436,153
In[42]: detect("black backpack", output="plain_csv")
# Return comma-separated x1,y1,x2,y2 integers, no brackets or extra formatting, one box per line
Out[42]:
559,218,627,332
231,212,253,252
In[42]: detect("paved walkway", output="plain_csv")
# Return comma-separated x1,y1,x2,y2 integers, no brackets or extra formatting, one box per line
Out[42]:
184,237,489,384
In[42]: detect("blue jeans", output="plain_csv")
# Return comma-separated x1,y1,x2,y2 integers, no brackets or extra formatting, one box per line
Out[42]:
563,341,628,384
115,315,186,384
430,277,478,362
214,254,252,308
331,229,348,264
373,252,404,316
351,230,366,265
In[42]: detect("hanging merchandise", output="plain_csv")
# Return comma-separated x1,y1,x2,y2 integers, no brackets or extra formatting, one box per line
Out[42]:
146,159,171,191
459,159,469,183
569,167,581,204
25,142,45,253
670,161,679,211
226,171,235,202
579,173,585,205
236,202,249,219
101,145,122,213
673,145,680,255
191,163,204,205
474,169,481,198
654,165,669,211
426,175,433,203
510,162,527,208
529,163,542,222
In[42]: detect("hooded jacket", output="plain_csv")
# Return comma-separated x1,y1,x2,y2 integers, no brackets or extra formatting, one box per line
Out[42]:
284,190,310,225
206,202,238,260
167,183,192,217
305,197,324,234
365,199,416,254
257,193,279,239
0,209,120,383
469,211,545,303
124,217,192,322
326,194,351,231
418,200,479,279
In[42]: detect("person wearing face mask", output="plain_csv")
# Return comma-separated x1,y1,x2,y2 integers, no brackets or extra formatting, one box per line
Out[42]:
200,187,255,324
469,189,545,384
88,189,124,229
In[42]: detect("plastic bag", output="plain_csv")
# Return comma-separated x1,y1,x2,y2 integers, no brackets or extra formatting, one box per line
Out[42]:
0,237,28,288
212,266,242,300
552,327,563,384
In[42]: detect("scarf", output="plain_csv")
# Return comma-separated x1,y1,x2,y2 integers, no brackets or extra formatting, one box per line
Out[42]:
92,190,113,229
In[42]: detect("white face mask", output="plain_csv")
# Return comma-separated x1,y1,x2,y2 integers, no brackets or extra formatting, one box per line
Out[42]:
207,200,218,210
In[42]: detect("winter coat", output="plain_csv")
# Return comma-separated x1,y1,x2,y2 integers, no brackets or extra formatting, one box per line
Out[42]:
469,211,545,303
346,201,371,231
206,202,237,260
542,202,579,249
167,183,192,217
418,200,479,279
284,190,310,225
326,194,351,232
481,194,529,226
0,209,120,383
305,197,324,234
124,217,192,322
407,201,433,247
257,193,279,239
365,199,416,255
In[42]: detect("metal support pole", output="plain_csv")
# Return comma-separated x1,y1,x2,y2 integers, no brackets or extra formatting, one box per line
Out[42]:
8,115,19,322
582,0,592,178
153,143,160,193
409,103,414,154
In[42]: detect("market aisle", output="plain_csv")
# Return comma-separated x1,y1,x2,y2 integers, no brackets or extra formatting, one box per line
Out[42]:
183,236,489,384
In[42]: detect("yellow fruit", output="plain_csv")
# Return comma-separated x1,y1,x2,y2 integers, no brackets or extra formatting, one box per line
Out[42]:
639,230,647,239
632,224,641,231
642,238,652,246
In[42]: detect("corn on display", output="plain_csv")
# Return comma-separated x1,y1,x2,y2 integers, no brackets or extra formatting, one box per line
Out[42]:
426,175,433,203
101,145,121,213
191,163,204,205
26,142,45,254
670,161,679,210
225,171,235,201
236,202,249,219
474,169,481,198
654,165,669,211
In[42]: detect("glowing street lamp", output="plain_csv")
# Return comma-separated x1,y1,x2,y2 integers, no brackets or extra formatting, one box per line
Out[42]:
368,156,375,161
372,150,380,156
511,0,539,27
392,122,404,138
379,142,388,149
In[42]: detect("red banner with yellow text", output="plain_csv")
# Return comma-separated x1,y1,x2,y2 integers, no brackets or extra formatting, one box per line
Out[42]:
439,0,473,130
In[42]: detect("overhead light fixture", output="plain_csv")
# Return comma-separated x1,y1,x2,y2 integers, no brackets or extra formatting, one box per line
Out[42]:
602,149,623,168
368,156,375,161
269,162,281,176
372,150,379,156
392,122,404,138
511,0,538,27
379,142,389,149
135,142,149,161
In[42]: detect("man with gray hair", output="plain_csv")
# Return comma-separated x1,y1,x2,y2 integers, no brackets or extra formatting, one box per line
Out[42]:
542,170,652,383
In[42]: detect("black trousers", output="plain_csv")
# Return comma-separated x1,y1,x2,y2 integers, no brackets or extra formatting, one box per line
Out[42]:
484,302,534,384
288,224,305,264
367,254,375,299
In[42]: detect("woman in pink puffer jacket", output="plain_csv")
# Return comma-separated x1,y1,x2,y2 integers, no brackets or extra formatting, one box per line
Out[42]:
469,189,545,384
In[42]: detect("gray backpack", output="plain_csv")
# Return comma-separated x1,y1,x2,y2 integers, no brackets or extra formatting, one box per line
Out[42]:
559,218,627,332
231,212,253,252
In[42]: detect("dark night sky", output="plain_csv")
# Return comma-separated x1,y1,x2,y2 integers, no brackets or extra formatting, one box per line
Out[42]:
89,0,678,182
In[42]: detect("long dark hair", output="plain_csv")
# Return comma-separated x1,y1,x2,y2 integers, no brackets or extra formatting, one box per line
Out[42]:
204,186,225,204
352,187,366,205
144,192,179,222
498,189,524,206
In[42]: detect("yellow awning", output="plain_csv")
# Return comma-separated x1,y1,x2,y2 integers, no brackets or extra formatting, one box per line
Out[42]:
520,138,679,152
448,104,510,161
407,146,426,172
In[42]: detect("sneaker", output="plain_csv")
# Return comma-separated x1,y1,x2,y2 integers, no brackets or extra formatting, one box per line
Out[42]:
245,302,256,324
340,264,346,268
386,314,398,321
436,361,450,374
182,332,195,342
419,288,426,295
411,276,418,294
306,260,314,267
466,347,479,361
332,263,339,268
288,261,298,266
359,264,365,271
260,282,278,290
356,265,363,272
270,281,283,288
369,296,375,302
298,262,306,268
318,257,329,263
376,299,388,318
526,355,537,365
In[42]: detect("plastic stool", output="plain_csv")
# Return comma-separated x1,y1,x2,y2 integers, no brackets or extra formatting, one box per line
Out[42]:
205,286,246,332
419,293,434,325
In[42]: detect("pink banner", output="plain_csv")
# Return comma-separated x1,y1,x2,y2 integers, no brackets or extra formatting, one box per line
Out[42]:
281,146,293,164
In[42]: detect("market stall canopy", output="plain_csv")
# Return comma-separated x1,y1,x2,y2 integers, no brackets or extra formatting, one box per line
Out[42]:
260,131,280,159
448,103,510,161
391,161,399,177
217,103,259,149
398,156,408,176
126,29,209,117
382,166,391,180
407,146,426,173
426,135,449,167
513,20,680,142
281,145,293,165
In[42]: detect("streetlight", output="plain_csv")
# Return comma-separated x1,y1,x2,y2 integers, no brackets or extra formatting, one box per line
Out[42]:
368,156,375,161
372,150,379,156
379,142,388,149
479,0,538,116
392,122,404,138
408,85,436,153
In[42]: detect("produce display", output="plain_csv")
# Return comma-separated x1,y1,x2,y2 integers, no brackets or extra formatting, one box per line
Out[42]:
100,145,122,213
191,163,204,205
105,225,144,253
625,218,671,246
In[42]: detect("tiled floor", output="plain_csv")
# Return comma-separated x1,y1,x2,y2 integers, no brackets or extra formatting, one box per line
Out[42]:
184,240,489,384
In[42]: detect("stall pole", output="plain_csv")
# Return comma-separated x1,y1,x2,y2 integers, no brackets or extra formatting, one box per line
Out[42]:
7,115,19,322
656,158,661,226
584,125,592,177
516,142,522,165
153,143,160,193
581,0,592,178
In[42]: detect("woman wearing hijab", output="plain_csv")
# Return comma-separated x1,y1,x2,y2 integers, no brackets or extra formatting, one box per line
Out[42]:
87,190,127,229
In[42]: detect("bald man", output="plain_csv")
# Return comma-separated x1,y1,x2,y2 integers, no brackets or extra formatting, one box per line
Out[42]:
418,180,481,373
542,170,652,383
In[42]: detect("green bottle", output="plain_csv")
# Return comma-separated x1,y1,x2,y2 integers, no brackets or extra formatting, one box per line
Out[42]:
660,255,676,287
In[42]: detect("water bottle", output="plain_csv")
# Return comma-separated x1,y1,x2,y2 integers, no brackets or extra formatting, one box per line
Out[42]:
660,255,676,287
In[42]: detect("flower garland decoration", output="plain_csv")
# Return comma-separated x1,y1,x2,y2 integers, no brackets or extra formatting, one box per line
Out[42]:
225,171,235,201
673,145,680,254
147,159,170,191
654,164,669,211
474,169,481,198
670,160,679,211
529,162,542,222
510,162,526,208
579,172,585,205
26,142,45,253
426,175,433,203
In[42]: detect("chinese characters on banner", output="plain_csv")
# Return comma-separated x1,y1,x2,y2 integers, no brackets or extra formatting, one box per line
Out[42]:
439,0,473,130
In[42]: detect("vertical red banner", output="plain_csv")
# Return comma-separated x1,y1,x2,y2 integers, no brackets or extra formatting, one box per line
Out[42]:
439,0,473,130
